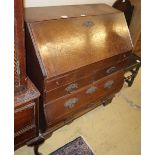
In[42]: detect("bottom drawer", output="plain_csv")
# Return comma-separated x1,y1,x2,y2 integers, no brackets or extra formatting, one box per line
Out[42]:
14,102,35,132
14,102,37,148
14,126,36,148
44,71,124,127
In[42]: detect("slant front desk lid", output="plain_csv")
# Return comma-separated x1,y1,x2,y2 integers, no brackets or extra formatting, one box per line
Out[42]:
25,4,133,78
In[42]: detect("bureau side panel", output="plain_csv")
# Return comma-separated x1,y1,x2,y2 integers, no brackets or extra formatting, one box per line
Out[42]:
25,24,46,132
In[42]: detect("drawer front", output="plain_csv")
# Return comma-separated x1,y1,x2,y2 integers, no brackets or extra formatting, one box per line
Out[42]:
15,126,36,148
45,71,124,126
45,59,127,103
45,52,130,91
14,102,35,133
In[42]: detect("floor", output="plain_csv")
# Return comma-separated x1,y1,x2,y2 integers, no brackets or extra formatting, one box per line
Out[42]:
15,70,141,155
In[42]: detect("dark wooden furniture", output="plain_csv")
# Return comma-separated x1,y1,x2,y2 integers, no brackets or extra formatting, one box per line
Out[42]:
14,0,40,150
113,0,134,26
129,0,141,56
24,4,140,154
113,0,141,57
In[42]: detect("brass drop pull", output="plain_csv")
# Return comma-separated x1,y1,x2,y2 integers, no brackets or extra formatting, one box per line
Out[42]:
64,98,79,109
86,86,97,94
65,83,78,93
83,21,95,28
106,66,116,74
104,80,114,89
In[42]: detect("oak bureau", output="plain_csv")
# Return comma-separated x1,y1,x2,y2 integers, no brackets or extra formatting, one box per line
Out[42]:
23,3,140,154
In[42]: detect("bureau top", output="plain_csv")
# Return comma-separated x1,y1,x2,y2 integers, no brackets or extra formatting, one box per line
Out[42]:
25,4,133,79
25,3,120,22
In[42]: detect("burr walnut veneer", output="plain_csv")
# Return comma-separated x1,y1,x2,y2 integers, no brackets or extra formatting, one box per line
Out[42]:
24,4,140,154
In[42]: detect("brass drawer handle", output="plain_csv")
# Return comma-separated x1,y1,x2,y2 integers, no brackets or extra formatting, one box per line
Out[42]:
65,83,78,93
83,21,95,28
86,86,97,94
64,98,79,109
106,66,116,74
104,80,114,89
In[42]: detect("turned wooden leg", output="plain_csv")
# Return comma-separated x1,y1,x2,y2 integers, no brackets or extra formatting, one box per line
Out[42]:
125,65,140,87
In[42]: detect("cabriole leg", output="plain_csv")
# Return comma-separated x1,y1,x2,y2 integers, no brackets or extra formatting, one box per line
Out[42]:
27,135,45,155
34,145,42,155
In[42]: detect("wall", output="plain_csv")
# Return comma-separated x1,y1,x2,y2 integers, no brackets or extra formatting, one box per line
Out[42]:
24,0,115,7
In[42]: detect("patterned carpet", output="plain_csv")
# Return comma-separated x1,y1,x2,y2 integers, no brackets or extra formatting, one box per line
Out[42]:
49,137,94,155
